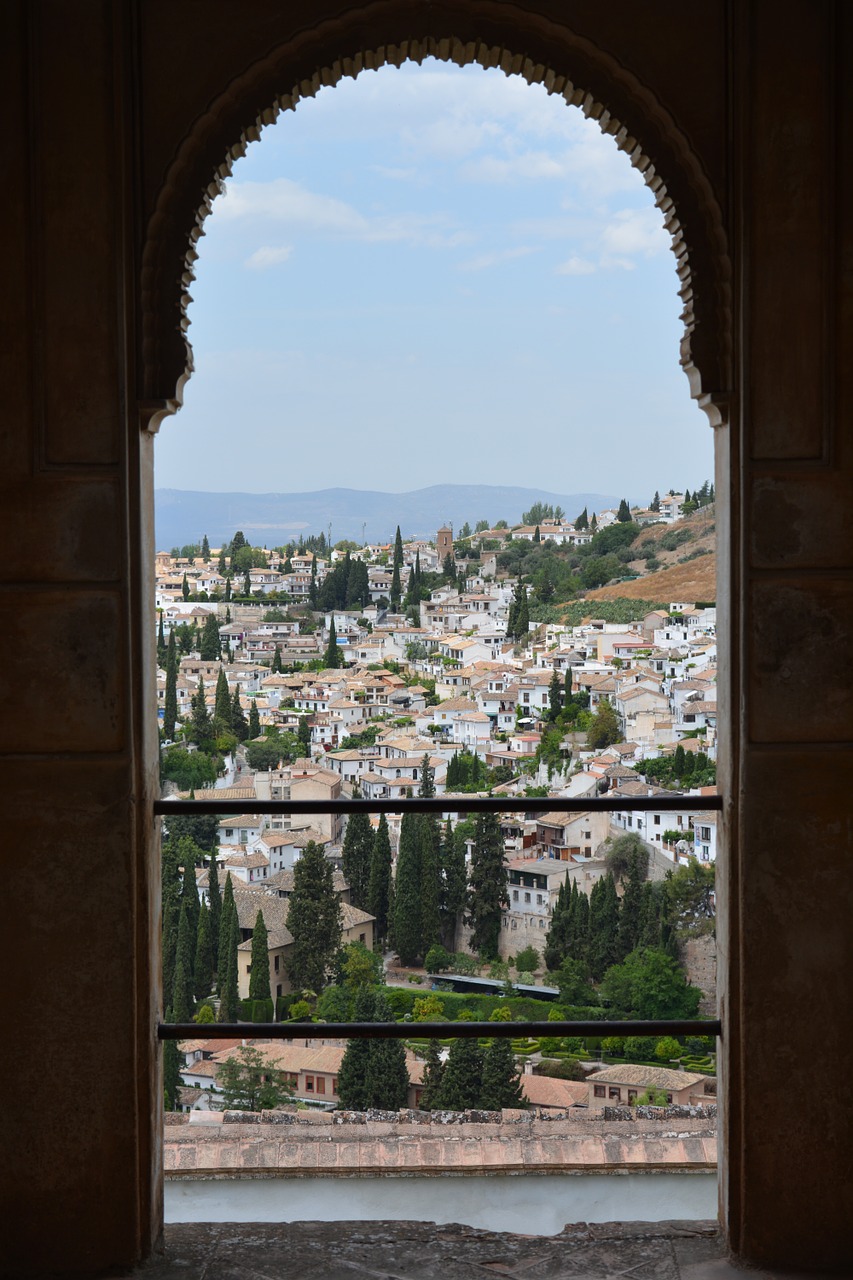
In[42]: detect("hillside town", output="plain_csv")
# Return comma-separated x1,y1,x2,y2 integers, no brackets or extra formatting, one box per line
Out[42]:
156,493,718,1116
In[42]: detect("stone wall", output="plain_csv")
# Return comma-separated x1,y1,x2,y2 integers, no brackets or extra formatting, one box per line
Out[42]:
682,934,717,1017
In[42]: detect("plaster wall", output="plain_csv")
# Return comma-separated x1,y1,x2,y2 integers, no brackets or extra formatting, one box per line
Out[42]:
1,1,851,1275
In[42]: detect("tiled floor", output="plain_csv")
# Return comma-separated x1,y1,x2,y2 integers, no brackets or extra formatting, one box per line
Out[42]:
119,1220,743,1279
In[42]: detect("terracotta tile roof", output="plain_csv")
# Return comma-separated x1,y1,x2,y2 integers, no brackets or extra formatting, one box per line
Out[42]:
522,1076,587,1109
587,1064,710,1090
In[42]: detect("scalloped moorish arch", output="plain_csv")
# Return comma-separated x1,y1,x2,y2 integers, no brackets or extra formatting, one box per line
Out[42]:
139,1,732,433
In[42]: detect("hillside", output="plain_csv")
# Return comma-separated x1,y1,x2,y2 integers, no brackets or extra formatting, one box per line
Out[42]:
154,484,624,551
585,507,717,604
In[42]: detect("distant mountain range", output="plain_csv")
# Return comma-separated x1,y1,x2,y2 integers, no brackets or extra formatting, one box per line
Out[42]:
154,484,626,551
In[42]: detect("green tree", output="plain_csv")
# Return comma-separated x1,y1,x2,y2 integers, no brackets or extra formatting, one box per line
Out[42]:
213,667,231,728
587,873,621,981
217,872,236,994
440,819,467,949
664,858,716,938
480,1037,526,1111
548,668,562,721
163,1009,182,1110
190,675,213,745
341,790,373,909
287,840,342,993
217,1045,296,1111
309,554,318,607
324,617,342,668
617,498,632,522
198,612,221,661
650,490,661,512
297,714,311,755
575,506,589,530
465,812,507,961
248,908,271,1003
544,877,572,971
600,946,702,1020
553,956,597,1005
248,699,261,739
172,902,196,1022
340,939,383,989
217,906,240,1022
181,573,190,601
157,612,166,666
418,1040,446,1111
163,630,178,739
230,685,249,741
617,854,645,961
368,814,393,942
532,524,541,543
390,559,401,611
336,989,410,1111
515,945,540,973
418,757,442,953
394,813,422,965
271,643,283,673
586,698,621,750
201,533,210,561
193,898,214,1001
207,853,222,967
433,1037,484,1111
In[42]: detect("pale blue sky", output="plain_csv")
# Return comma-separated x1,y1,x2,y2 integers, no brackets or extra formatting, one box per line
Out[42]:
155,59,714,503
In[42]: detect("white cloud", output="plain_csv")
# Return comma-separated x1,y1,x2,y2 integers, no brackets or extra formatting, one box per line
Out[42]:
217,177,468,248
556,255,596,276
600,207,669,261
458,245,536,272
244,245,293,270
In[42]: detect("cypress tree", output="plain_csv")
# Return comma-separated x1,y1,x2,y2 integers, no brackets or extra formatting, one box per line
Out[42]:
242,570,252,598
480,1037,526,1111
194,898,214,1001
434,1037,483,1111
201,534,210,561
324,617,342,668
440,819,467,950
590,513,598,532
218,873,236,993
674,743,686,776
286,840,342,993
417,756,442,952
217,908,240,1022
157,612,166,666
181,573,190,601
617,858,644,960
190,675,212,744
230,685,248,741
199,613,221,661
575,506,588,530
651,490,661,512
172,902,196,1021
248,699,261,739
394,813,423,965
337,989,410,1111
163,630,178,739
588,872,621,980
465,812,507,961
544,877,571,971
224,574,232,601
163,1008,182,1109
309,555,318,607
336,988,374,1110
214,668,230,728
418,1040,445,1111
368,814,393,943
297,715,311,755
207,853,222,969
533,524,541,543
548,668,562,721
617,498,632,522
179,846,201,942
161,869,181,1011
248,908,270,1003
390,560,401,610
271,644,283,673
341,789,373,909
515,589,529,641
574,885,590,959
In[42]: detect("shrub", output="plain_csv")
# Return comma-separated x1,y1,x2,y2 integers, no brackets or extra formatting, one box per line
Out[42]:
514,945,541,973
655,1036,683,1061
623,1036,657,1060
602,1036,625,1055
425,944,452,973
536,1058,585,1081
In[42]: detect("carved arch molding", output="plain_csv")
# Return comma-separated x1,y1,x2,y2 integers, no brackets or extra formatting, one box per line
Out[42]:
140,0,732,431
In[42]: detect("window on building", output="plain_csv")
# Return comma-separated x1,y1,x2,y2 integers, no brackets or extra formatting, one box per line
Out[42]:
316,1077,325,1094
609,1087,621,1099
628,1090,637,1102
524,892,531,903
305,1076,314,1091
594,1086,605,1098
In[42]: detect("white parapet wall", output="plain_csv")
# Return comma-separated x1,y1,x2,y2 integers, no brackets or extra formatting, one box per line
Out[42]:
164,1109,718,1233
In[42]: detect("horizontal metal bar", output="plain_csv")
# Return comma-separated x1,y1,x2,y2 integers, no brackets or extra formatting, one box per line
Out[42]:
155,794,723,817
159,1019,721,1041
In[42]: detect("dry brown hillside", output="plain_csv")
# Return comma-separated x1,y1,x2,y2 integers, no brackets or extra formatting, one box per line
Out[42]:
586,506,717,603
